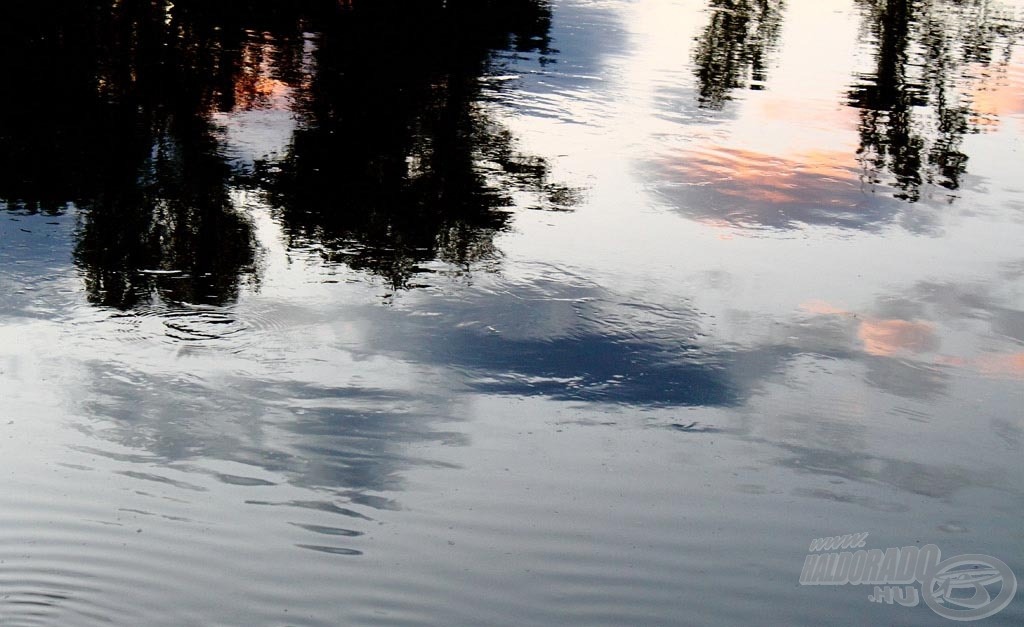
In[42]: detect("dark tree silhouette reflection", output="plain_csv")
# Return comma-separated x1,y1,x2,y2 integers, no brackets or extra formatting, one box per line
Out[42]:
692,0,786,109
255,1,568,289
0,1,568,304
0,2,261,308
849,0,1022,201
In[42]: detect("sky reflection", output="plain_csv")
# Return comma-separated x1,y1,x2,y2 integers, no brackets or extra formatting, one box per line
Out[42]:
1,2,1023,625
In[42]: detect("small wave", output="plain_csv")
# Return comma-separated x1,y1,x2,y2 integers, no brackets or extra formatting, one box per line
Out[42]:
77,303,293,353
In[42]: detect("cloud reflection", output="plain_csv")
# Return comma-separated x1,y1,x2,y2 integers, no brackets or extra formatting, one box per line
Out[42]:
651,0,1024,230
653,144,898,230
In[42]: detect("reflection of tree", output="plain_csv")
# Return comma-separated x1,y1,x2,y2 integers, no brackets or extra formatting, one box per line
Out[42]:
257,1,572,289
849,0,1021,201
692,0,786,109
0,2,259,309
0,1,570,302
75,126,259,309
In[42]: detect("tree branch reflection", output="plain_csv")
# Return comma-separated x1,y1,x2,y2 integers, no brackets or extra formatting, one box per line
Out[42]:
0,1,571,306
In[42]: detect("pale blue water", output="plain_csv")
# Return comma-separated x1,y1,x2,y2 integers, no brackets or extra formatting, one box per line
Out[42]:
1,1,1022,625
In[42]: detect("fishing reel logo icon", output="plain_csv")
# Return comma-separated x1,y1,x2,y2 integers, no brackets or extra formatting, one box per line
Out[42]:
922,554,1017,621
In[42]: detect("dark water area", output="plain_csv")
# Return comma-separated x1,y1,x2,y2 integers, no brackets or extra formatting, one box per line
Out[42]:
1,1,1022,625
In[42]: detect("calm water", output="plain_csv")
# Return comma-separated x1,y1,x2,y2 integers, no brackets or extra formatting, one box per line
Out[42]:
1,1,1023,625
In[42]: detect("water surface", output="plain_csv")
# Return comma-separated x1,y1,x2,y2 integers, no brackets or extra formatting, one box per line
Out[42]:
1,1,1023,625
